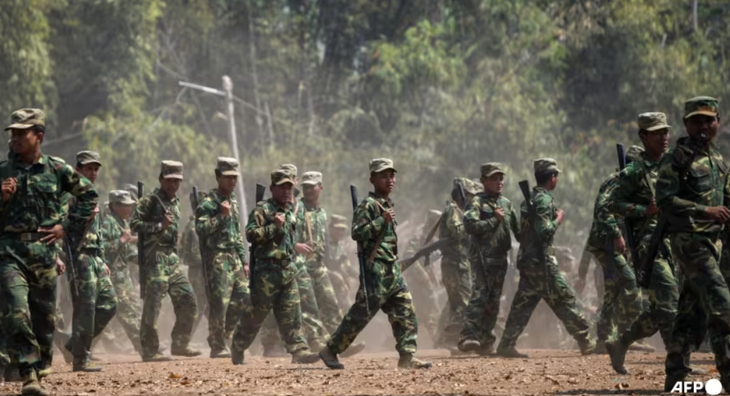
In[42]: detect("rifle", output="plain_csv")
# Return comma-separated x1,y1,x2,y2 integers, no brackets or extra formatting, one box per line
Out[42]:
399,238,452,272
636,134,706,288
350,185,369,314
455,180,491,284
192,186,211,313
616,143,639,265
518,180,548,269
137,181,146,300
249,183,266,288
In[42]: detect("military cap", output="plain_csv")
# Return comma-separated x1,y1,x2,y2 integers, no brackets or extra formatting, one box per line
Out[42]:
4,108,45,131
480,162,505,178
108,190,136,205
625,145,645,164
279,163,298,177
123,183,138,200
534,158,561,176
638,112,671,132
216,157,239,176
160,160,183,179
369,158,397,174
301,171,323,186
684,96,719,119
271,168,294,186
76,150,102,166
329,214,348,230
453,177,480,195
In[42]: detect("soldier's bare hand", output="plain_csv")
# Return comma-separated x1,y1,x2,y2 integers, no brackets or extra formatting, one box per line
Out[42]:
706,206,730,223
56,257,66,275
38,224,65,245
494,207,505,221
162,213,174,229
383,208,396,224
646,198,659,216
243,263,250,278
2,178,16,202
613,236,626,254
274,213,285,228
221,201,232,217
295,243,314,255
103,263,111,276
120,229,132,244
556,209,565,225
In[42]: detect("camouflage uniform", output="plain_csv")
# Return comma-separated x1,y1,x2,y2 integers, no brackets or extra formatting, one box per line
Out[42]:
67,151,118,368
100,190,142,352
196,157,251,355
459,164,520,353
130,161,199,360
497,159,595,355
0,109,98,386
180,212,208,333
402,218,440,343
656,99,730,388
324,216,358,311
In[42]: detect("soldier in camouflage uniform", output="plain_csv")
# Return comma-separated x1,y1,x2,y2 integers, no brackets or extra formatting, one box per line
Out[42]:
195,157,251,358
181,190,208,335
131,161,201,362
66,151,118,372
458,163,520,356
0,109,98,395
655,97,730,391
436,177,480,351
326,214,359,311
319,158,431,370
575,146,643,352
497,158,596,358
101,190,143,353
606,113,681,374
229,168,319,365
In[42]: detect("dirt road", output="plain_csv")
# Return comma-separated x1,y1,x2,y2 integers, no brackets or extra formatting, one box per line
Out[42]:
0,349,716,395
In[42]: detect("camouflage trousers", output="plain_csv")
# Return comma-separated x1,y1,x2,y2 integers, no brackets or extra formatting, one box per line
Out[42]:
68,252,118,363
109,265,143,352
403,262,439,342
231,259,310,358
307,260,344,334
665,232,730,387
140,251,198,358
328,270,354,311
619,238,677,347
0,239,58,378
327,260,418,355
590,242,641,342
498,256,593,351
188,265,209,335
205,251,250,352
437,256,472,347
460,255,508,349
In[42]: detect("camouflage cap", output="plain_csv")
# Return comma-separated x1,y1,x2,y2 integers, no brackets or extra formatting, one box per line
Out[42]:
638,112,671,132
301,171,323,186
453,177,481,195
216,157,239,176
329,214,348,229
369,158,397,174
160,160,183,180
76,150,102,166
625,145,645,164
480,162,505,178
534,158,561,176
271,168,294,186
4,108,45,131
108,190,136,205
279,163,298,177
123,183,138,200
684,96,719,119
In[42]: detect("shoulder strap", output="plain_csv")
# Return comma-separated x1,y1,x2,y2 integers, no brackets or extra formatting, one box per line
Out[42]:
636,160,656,198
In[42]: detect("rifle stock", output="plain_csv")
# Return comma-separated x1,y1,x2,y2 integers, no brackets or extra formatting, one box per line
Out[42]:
137,181,146,300
192,186,210,310
350,185,369,313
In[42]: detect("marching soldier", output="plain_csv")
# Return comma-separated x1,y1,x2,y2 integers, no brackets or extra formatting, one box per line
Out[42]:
325,214,359,310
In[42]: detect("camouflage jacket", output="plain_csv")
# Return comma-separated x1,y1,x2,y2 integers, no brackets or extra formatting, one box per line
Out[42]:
101,212,137,273
464,192,520,258
130,188,180,258
195,189,246,262
180,216,201,269
67,194,104,252
439,201,468,260
325,239,358,279
296,198,327,265
352,192,397,264
246,198,297,261
586,174,621,252
517,187,558,262
656,136,730,234
0,154,97,236
609,152,662,239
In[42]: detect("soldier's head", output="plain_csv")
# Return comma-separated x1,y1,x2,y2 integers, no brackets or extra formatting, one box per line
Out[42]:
637,112,671,156
329,214,348,241
368,158,396,196
270,168,294,206
123,183,139,201
479,163,505,196
159,160,183,197
683,96,720,142
279,164,299,185
108,190,136,220
301,171,323,203
215,157,239,196
5,108,45,158
534,158,560,190
75,150,102,183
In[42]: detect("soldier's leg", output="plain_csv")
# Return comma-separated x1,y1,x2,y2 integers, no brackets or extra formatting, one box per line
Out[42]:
404,264,439,342
140,259,170,358
259,313,286,356
459,262,491,346
69,253,103,364
542,258,594,351
309,265,344,334
295,265,328,349
440,258,472,347
496,270,542,352
188,266,208,335
207,252,234,352
478,261,508,351
224,257,251,341
272,274,315,358
613,252,641,337
328,271,352,311
167,263,199,351
92,257,118,340
594,248,617,343
380,273,418,356
111,274,142,352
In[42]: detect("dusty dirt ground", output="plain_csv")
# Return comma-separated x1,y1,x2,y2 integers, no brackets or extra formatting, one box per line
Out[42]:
0,348,717,396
